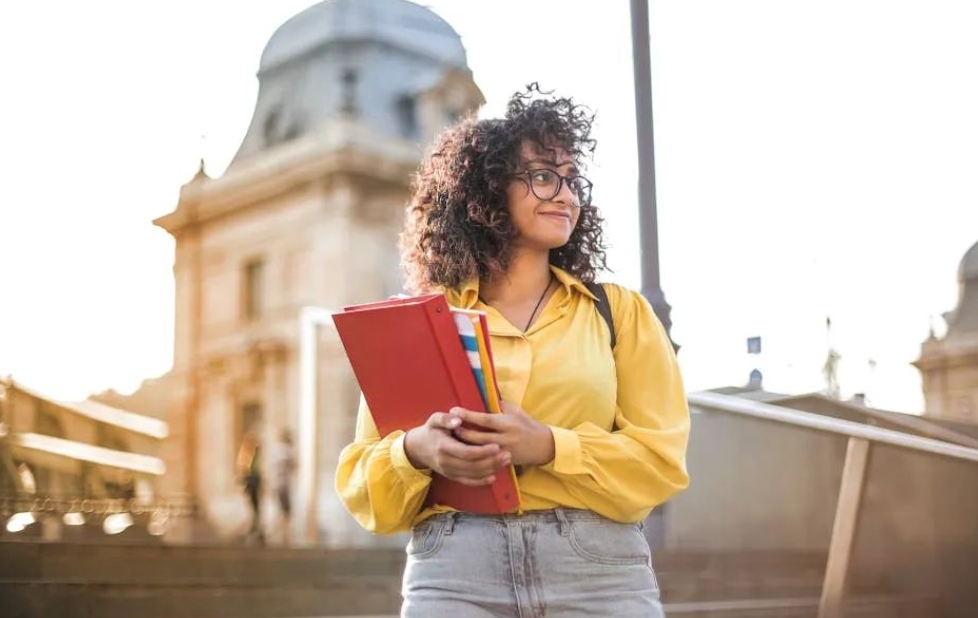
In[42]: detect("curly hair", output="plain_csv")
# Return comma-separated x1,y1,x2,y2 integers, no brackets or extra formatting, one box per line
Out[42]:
400,84,608,293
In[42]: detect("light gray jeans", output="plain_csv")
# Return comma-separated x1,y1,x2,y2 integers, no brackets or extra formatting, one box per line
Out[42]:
401,508,665,618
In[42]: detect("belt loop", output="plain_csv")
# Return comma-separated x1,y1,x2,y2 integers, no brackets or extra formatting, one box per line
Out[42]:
554,507,570,537
444,511,458,535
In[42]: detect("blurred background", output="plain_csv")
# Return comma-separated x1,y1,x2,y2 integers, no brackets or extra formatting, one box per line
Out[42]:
0,1,976,617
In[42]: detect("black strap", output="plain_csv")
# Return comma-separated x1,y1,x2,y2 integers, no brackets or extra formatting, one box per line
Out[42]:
584,282,616,350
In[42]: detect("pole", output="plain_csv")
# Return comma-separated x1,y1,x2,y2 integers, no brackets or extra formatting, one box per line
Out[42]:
630,0,676,350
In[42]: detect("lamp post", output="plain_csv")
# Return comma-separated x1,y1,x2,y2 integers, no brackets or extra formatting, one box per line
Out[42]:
630,0,677,351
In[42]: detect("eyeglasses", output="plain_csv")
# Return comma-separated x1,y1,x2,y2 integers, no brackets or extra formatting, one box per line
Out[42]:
514,169,593,207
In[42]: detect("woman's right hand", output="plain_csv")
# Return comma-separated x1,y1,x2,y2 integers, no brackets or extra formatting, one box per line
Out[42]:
403,412,511,486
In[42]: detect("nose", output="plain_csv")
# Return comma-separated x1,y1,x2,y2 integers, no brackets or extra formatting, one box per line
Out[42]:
552,177,577,206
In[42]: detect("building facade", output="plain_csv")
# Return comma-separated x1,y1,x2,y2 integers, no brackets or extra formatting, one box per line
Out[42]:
0,377,169,541
915,239,978,425
152,0,483,544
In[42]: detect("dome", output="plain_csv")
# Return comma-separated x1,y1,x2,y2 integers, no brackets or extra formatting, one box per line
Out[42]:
228,0,481,167
260,0,467,73
947,238,978,337
960,239,978,283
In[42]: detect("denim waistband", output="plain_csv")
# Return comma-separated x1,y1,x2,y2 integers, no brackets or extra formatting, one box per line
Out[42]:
429,507,616,529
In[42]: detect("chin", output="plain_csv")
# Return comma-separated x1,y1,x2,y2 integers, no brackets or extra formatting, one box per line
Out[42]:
521,234,571,251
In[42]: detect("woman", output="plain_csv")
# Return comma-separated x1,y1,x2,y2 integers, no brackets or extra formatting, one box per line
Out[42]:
335,85,690,617
236,431,264,545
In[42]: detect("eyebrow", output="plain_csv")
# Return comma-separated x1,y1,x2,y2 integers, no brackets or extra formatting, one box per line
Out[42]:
526,158,579,174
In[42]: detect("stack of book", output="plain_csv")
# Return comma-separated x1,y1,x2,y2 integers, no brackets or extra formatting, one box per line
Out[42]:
333,294,520,514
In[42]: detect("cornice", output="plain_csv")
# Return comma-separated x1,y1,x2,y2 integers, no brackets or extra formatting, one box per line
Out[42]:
154,119,420,236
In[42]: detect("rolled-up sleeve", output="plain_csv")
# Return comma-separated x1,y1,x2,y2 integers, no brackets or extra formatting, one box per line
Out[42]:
334,396,432,534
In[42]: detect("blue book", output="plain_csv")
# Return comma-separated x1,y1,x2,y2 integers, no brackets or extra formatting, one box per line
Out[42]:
452,310,489,406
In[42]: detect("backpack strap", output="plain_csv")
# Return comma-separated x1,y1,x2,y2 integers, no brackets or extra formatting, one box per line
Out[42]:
584,282,616,350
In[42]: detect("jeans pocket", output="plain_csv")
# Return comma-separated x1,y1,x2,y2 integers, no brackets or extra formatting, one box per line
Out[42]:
566,519,652,566
406,516,449,559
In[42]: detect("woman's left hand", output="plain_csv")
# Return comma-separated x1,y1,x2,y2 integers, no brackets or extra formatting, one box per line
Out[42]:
449,401,556,467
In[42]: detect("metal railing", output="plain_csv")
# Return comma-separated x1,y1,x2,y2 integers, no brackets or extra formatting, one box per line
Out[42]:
687,391,978,618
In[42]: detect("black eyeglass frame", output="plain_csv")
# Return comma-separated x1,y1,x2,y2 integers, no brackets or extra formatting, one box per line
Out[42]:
512,169,594,207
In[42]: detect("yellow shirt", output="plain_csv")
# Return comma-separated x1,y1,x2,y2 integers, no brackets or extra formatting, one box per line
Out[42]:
334,266,690,534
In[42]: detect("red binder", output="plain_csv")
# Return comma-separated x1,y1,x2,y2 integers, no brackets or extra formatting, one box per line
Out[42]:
333,293,520,514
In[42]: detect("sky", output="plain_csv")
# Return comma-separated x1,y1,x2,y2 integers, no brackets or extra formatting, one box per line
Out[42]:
1,1,977,412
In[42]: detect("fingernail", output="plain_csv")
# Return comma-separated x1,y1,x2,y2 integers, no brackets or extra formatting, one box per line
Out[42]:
449,417,461,428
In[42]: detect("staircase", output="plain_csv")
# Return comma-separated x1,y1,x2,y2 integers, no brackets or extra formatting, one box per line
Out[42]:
0,541,402,618
0,541,944,618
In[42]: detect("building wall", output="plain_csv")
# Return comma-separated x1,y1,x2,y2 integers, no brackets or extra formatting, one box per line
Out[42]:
2,387,164,506
164,158,415,542
917,334,978,425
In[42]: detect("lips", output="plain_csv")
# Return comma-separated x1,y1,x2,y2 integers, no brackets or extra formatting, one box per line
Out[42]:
539,211,571,221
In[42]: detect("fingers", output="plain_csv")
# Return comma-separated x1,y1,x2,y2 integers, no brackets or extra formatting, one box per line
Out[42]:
453,426,504,447
439,436,502,462
452,475,497,487
438,455,509,484
426,412,462,431
422,410,513,484
431,433,511,482
450,407,505,430
500,400,523,415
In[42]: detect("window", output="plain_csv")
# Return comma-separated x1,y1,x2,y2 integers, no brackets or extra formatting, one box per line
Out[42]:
242,259,265,321
341,68,359,115
35,403,65,438
397,95,418,139
241,403,262,436
263,107,282,146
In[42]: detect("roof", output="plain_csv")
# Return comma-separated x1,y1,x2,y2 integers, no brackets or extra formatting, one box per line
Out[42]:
226,0,481,168
65,399,168,440
4,379,168,440
260,0,466,72
706,386,790,402
706,386,978,448
770,393,978,449
8,432,166,476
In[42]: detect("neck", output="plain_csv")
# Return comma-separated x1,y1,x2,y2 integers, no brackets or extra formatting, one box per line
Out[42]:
480,248,553,305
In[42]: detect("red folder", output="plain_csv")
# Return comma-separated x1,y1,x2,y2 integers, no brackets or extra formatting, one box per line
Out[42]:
333,294,520,514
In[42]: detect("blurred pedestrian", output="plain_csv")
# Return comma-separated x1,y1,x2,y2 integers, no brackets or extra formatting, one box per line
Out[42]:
236,431,264,545
272,428,296,545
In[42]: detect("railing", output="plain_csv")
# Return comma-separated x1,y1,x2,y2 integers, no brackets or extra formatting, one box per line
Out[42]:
0,493,197,536
687,391,978,618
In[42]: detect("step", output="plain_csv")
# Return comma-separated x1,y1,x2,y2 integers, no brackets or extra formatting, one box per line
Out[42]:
0,541,406,585
0,581,402,618
4,542,850,601
0,580,943,618
0,542,936,617
664,595,944,618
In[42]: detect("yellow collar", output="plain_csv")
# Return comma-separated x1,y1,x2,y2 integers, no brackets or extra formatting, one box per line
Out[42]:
447,265,598,309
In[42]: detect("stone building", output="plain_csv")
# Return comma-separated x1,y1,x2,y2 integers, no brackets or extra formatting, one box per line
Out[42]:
915,239,978,424
0,377,169,541
150,0,483,544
